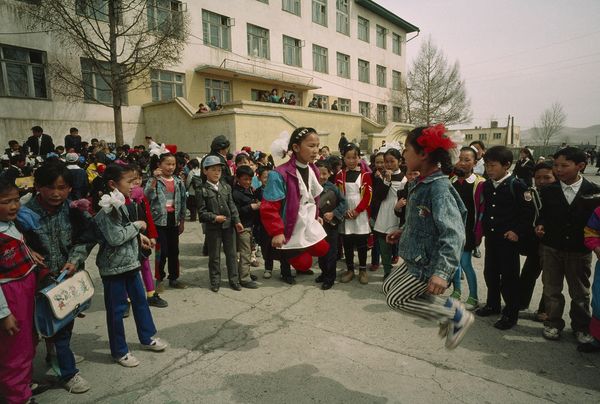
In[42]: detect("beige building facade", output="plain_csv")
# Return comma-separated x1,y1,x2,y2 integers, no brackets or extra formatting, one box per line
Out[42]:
447,120,521,148
0,0,418,153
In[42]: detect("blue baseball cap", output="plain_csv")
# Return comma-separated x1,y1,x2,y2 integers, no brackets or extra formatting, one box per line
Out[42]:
203,155,225,168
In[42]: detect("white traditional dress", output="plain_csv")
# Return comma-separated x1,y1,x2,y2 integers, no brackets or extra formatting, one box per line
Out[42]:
341,172,371,235
374,170,407,234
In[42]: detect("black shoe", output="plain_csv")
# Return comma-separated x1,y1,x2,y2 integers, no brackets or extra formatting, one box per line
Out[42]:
321,281,334,290
147,293,168,308
250,274,258,281
476,305,501,317
493,316,517,330
281,275,296,285
241,281,258,289
30,382,50,396
315,274,325,283
297,269,314,275
210,285,220,293
229,283,242,291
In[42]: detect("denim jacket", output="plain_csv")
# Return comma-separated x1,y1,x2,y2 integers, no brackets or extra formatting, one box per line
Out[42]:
94,205,143,277
398,171,466,282
144,176,187,226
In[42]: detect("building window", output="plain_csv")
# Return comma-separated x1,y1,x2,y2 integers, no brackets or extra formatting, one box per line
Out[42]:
257,0,268,3
392,33,402,55
312,44,328,74
282,0,301,15
338,97,350,112
247,24,270,59
376,25,387,49
358,59,369,83
357,16,369,42
151,70,184,101
336,52,350,79
205,78,230,105
283,35,302,67
76,0,108,22
312,0,327,26
493,132,502,140
359,101,370,117
376,65,386,87
147,0,184,36
81,58,127,104
479,133,487,140
202,9,232,50
392,106,401,122
0,45,47,99
336,0,349,35
251,88,269,101
465,134,473,140
392,70,401,90
377,104,387,124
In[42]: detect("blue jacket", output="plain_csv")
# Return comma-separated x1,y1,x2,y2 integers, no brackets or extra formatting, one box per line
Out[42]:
144,176,187,227
398,171,466,282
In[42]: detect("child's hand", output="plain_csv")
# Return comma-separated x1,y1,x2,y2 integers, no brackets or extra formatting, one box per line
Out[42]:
30,250,45,266
140,234,152,250
251,202,261,210
61,262,77,276
535,225,545,238
153,168,163,178
235,223,244,233
215,215,227,223
394,198,407,211
317,217,324,225
134,220,147,232
150,238,156,248
594,247,600,260
272,234,286,248
427,275,448,295
386,230,402,244
384,170,392,182
178,220,185,235
1,314,20,336
504,231,519,242
323,212,334,222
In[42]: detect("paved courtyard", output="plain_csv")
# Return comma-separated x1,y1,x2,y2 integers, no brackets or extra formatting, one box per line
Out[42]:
34,174,600,403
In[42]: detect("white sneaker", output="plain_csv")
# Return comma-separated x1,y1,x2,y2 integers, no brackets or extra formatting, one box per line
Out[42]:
542,326,561,341
117,353,140,367
263,270,272,279
142,337,168,352
445,305,475,350
575,331,594,344
63,373,90,394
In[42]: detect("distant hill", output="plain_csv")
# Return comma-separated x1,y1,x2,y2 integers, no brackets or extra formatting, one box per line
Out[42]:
521,125,600,146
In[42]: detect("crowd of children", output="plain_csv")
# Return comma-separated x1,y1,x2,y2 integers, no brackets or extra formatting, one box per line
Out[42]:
1,124,600,403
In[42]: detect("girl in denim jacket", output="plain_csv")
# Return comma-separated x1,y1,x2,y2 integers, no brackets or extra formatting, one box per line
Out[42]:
383,125,474,350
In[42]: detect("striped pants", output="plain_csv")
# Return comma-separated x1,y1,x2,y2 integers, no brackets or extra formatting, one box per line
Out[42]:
383,264,456,322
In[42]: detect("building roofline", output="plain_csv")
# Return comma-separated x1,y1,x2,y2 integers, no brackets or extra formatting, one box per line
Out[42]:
355,0,419,33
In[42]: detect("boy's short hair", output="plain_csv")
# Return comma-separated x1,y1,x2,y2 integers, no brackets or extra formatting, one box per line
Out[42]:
256,165,271,177
31,125,43,133
315,159,331,172
0,176,18,196
483,146,513,166
553,146,587,164
8,140,18,147
34,160,73,187
235,165,254,179
533,161,554,174
69,127,78,134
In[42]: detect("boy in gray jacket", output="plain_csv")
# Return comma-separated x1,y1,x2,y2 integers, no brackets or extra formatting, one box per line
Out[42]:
197,156,244,292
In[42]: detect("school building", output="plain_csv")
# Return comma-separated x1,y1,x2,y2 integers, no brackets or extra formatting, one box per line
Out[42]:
446,119,521,149
0,0,418,154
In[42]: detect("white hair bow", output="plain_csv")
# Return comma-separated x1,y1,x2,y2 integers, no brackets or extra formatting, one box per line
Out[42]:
448,130,465,165
270,131,291,159
98,189,126,213
149,143,169,158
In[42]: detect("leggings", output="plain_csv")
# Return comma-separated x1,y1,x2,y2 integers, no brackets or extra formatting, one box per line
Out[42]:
452,251,478,299
383,263,456,322
140,258,155,294
156,223,180,281
343,233,368,271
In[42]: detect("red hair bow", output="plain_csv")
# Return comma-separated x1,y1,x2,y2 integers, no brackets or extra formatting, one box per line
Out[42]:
417,124,455,153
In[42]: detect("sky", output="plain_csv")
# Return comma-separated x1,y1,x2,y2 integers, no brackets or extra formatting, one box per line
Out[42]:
378,0,600,129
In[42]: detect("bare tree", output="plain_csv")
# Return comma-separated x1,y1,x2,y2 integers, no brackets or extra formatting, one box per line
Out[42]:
21,0,189,145
406,37,472,127
533,102,567,146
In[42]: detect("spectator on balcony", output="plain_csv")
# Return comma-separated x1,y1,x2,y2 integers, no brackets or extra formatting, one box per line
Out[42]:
260,92,269,103
279,94,288,105
308,97,318,108
196,103,209,114
287,94,297,105
269,89,280,103
207,96,218,111
331,100,338,111
317,98,324,109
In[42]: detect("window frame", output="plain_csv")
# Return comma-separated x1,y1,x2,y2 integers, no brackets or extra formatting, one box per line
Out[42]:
479,133,487,140
357,16,369,42
335,0,349,35
376,25,387,49
392,106,401,122
283,35,302,67
359,101,370,118
205,77,231,105
76,0,109,22
336,52,350,79
392,70,401,90
247,23,270,59
312,44,328,74
150,69,185,102
376,65,386,88
358,59,369,83
81,57,127,105
493,132,502,140
147,0,184,37
312,0,327,26
0,44,48,99
392,32,402,55
282,0,301,16
202,9,232,50
377,104,387,124
338,97,350,112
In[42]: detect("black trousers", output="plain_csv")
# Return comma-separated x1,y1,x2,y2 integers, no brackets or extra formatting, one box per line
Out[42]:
484,235,520,319
343,234,368,271
518,245,545,312
318,224,339,282
156,213,180,281
259,232,274,272
205,226,239,286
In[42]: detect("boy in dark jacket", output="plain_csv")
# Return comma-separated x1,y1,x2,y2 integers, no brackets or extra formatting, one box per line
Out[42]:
536,147,600,343
476,146,535,330
315,160,347,290
197,156,243,292
232,165,259,289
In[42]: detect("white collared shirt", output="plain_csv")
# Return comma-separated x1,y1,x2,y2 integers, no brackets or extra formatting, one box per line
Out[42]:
560,176,583,205
492,172,511,188
207,181,219,192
